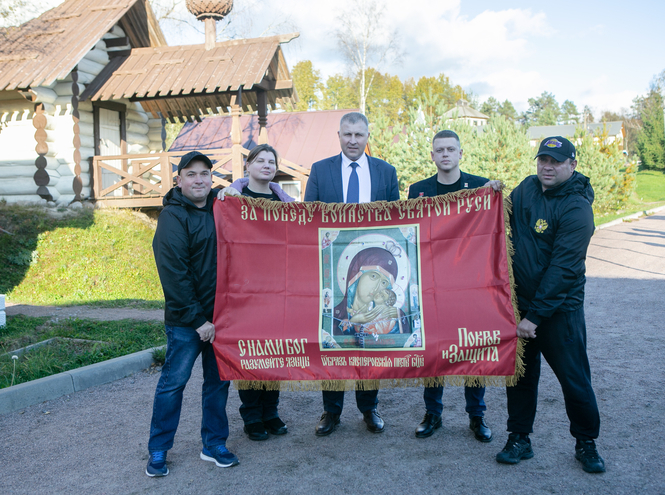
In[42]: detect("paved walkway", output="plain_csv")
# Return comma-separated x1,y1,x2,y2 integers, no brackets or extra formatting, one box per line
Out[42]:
1,214,664,494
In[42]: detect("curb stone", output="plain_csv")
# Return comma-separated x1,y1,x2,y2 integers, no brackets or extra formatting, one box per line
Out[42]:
0,345,165,415
595,204,665,230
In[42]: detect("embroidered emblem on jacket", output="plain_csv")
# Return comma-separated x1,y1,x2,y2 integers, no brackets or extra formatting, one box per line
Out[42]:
534,219,548,233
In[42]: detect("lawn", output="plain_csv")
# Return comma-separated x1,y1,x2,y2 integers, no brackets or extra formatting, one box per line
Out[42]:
0,203,163,308
594,169,665,226
0,315,166,389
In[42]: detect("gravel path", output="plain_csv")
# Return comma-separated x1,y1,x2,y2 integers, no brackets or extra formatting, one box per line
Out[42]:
1,214,664,495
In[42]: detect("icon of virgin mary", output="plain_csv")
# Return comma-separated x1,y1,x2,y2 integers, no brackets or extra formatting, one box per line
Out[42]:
333,247,409,337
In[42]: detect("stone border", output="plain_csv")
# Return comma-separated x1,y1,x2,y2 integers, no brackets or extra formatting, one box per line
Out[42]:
0,346,165,415
595,204,665,231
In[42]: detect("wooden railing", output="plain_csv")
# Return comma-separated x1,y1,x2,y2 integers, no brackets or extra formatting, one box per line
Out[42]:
92,147,310,208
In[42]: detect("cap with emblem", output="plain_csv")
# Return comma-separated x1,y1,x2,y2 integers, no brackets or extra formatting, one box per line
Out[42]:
535,136,576,162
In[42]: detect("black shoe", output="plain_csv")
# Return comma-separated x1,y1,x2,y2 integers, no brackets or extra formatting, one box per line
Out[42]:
415,413,442,438
264,417,288,435
575,439,606,473
244,422,268,441
469,416,493,442
496,433,534,464
363,409,385,433
315,412,340,436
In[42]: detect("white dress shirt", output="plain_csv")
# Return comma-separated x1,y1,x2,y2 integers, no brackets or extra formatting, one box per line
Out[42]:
340,152,371,203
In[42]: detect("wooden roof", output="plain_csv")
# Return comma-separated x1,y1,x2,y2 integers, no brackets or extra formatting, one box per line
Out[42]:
0,0,166,91
86,33,299,122
169,109,362,171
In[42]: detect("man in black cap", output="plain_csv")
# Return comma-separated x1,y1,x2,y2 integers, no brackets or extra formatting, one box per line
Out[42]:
496,137,605,473
146,151,238,477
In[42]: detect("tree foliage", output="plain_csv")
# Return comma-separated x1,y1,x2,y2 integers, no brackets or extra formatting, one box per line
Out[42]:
522,91,560,127
291,60,322,111
634,89,665,170
574,126,636,213
334,0,402,114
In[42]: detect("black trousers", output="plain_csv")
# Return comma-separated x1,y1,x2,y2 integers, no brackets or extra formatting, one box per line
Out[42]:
506,307,600,440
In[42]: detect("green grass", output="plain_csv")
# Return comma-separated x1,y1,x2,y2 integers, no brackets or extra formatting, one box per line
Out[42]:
0,203,163,307
0,315,166,388
635,169,665,202
595,169,665,226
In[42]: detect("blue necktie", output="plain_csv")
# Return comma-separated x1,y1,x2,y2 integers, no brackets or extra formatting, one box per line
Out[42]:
347,162,359,203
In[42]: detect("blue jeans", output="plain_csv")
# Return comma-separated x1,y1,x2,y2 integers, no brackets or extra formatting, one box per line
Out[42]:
148,325,230,452
238,389,280,425
423,385,487,418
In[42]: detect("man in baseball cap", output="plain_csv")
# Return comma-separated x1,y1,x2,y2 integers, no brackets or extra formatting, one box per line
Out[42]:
533,136,578,192
496,135,605,473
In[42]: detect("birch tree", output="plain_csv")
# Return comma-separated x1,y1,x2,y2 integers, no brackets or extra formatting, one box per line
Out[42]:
334,0,402,115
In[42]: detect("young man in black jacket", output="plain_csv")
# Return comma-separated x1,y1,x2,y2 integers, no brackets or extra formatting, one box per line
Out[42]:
408,130,500,443
146,151,238,477
495,136,605,473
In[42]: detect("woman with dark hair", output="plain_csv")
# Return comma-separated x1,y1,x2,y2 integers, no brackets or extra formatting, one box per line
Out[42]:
219,143,294,202
218,143,293,441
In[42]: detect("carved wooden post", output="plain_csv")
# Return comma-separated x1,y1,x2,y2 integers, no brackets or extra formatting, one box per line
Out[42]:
161,153,172,195
231,102,243,180
257,89,268,145
71,68,83,202
33,103,52,201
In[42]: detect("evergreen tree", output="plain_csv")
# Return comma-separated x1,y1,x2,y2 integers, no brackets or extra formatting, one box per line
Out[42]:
560,100,580,124
522,91,560,127
498,100,518,122
634,89,665,170
480,97,500,116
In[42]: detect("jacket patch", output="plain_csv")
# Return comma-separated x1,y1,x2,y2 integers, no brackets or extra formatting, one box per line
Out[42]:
534,219,548,233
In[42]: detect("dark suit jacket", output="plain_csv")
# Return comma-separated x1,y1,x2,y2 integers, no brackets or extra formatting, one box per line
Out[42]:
304,154,400,203
407,171,488,199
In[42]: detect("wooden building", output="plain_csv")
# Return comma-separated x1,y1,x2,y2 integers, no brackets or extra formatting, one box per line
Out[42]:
0,0,298,207
169,109,362,201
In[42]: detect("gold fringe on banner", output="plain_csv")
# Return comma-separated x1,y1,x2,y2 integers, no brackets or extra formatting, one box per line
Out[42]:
230,188,525,390
233,375,522,391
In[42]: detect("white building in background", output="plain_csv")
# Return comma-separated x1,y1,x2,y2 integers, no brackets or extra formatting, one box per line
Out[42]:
443,99,490,127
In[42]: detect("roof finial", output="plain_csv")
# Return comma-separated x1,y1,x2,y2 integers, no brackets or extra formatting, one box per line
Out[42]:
186,0,234,50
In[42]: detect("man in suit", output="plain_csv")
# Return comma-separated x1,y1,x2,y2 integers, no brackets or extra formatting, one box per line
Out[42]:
408,129,501,443
304,111,399,436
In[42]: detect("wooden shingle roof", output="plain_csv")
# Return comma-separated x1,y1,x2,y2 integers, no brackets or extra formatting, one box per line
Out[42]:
86,33,299,122
0,0,166,91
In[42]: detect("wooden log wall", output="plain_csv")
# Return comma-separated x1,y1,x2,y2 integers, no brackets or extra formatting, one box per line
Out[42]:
0,22,162,205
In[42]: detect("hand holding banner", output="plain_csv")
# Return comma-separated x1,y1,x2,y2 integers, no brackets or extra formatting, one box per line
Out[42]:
213,188,522,390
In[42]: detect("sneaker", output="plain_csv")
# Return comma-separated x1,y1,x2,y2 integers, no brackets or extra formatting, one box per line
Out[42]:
200,445,239,468
575,439,606,473
146,451,169,477
496,433,534,464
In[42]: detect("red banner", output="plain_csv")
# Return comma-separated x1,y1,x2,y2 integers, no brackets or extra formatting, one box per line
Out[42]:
213,189,521,389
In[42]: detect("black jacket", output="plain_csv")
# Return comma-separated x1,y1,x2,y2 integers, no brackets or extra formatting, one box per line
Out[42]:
153,187,218,329
510,171,595,325
407,171,488,198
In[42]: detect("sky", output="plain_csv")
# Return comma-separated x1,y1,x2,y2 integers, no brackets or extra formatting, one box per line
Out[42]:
27,0,665,115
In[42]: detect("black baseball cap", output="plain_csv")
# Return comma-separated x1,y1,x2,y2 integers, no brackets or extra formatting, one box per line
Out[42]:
535,136,576,162
177,151,213,174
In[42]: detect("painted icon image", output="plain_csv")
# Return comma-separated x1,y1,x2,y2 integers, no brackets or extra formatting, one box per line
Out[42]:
319,226,424,350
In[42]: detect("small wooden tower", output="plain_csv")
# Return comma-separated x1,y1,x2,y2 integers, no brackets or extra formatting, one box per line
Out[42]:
186,0,234,50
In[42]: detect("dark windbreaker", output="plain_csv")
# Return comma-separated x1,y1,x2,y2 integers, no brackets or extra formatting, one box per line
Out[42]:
509,171,595,325
153,187,218,329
